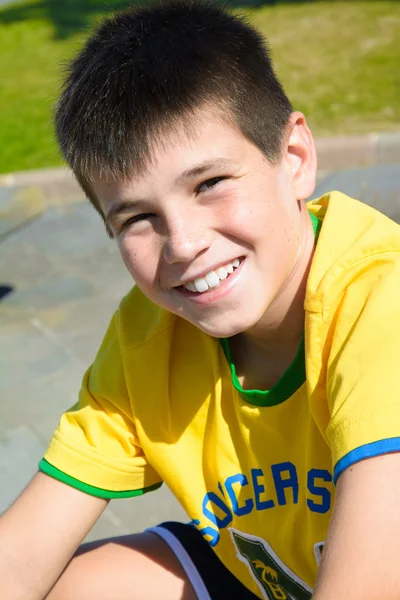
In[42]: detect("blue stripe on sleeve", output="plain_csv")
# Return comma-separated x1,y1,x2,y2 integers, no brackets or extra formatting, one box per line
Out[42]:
334,437,400,484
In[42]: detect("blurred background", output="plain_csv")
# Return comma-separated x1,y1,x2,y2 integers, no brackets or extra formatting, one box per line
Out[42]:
1,0,400,540
1,0,399,174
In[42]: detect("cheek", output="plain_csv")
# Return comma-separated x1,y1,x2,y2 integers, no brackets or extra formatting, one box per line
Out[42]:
230,195,279,244
215,192,265,239
118,238,158,288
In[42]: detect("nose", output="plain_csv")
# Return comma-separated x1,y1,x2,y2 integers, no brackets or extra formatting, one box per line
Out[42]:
163,212,211,265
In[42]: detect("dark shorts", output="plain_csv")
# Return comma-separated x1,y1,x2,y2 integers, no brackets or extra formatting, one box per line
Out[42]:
148,521,259,599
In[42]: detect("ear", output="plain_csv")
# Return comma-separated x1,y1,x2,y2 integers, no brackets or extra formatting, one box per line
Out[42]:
284,112,317,200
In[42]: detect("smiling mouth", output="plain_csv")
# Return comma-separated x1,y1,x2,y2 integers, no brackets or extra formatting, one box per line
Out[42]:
179,258,243,294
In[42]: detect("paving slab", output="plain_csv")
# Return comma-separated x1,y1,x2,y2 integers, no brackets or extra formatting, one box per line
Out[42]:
0,185,44,241
0,426,45,512
312,164,400,222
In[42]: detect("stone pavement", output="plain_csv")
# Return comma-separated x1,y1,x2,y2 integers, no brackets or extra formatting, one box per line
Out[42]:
0,201,188,541
1,161,400,542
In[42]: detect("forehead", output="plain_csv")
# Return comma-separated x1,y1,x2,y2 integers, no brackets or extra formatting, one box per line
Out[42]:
93,108,263,200
146,108,254,172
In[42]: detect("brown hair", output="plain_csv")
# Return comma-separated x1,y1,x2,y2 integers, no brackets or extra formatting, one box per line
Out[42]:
55,0,293,212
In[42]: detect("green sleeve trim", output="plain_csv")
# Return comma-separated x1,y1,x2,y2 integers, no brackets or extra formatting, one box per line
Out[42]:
38,459,163,499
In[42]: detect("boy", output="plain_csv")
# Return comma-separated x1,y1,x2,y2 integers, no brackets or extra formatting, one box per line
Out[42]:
2,1,400,599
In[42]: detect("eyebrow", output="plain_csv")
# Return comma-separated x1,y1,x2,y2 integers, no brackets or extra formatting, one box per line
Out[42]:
176,158,238,184
105,199,146,228
105,158,237,227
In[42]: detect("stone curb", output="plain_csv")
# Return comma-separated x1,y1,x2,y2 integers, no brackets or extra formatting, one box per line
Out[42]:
315,131,400,171
0,170,85,240
0,185,45,242
0,168,83,206
0,131,400,240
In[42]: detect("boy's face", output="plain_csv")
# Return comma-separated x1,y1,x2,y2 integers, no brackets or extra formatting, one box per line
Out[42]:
93,108,316,338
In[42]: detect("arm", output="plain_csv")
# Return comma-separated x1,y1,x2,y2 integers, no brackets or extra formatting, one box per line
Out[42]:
312,452,400,600
0,471,108,600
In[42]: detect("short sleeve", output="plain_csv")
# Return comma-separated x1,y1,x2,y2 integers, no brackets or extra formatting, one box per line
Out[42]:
326,257,400,484
39,314,163,498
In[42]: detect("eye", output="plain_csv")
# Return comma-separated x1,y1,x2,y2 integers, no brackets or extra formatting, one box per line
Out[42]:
120,213,155,231
197,176,226,194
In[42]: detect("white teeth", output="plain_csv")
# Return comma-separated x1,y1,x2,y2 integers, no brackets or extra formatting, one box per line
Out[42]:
205,271,220,288
184,258,242,293
194,278,208,293
216,266,228,280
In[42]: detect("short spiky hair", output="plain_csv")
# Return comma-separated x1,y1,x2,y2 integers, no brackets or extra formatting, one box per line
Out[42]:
55,0,293,209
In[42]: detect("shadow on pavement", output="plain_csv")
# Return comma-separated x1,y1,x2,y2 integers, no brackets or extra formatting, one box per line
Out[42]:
0,285,14,301
0,0,136,40
2,0,398,40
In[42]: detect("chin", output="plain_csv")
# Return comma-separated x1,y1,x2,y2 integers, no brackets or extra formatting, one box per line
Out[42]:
192,317,253,339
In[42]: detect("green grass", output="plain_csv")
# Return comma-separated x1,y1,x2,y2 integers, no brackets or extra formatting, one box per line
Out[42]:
248,1,400,136
0,0,399,174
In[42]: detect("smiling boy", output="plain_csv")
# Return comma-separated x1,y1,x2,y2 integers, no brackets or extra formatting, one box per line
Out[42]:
2,2,400,599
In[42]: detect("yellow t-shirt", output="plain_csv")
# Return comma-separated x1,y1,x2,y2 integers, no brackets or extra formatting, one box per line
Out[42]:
40,192,400,599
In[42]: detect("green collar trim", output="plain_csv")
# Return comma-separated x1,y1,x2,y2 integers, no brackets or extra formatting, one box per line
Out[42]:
309,210,319,235
220,210,320,407
220,336,306,407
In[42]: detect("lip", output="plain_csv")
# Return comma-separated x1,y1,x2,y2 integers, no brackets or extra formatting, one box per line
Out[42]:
175,256,243,289
177,257,245,304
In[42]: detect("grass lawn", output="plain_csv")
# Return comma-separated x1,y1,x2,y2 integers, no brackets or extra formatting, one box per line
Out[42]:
0,0,399,174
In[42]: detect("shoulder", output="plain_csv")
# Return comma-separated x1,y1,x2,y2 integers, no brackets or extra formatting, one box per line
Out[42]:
305,195,400,482
115,285,177,350
306,191,400,314
114,285,214,362
86,287,179,391
86,285,218,409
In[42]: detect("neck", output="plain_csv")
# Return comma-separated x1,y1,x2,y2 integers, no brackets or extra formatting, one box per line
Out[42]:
230,207,315,389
